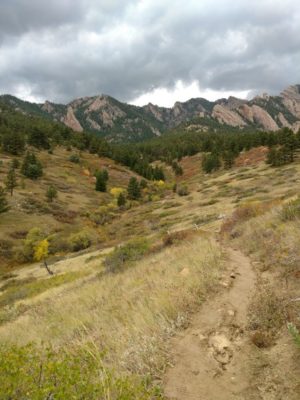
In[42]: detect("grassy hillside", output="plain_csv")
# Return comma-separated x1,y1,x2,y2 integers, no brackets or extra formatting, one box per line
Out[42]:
0,115,300,398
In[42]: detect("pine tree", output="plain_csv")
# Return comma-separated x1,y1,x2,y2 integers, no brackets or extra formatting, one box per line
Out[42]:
46,185,58,202
95,173,107,192
95,169,109,192
202,153,221,173
117,192,126,207
280,128,297,163
140,179,148,189
21,152,43,179
2,132,25,155
28,127,50,149
11,159,20,169
127,177,141,200
0,186,9,213
5,166,17,196
223,150,235,169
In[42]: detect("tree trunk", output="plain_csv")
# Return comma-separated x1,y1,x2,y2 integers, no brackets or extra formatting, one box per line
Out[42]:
44,259,54,275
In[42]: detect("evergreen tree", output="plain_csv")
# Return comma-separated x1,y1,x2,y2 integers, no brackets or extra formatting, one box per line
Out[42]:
280,128,297,163
140,179,148,189
46,185,58,202
171,161,183,176
21,152,43,179
89,137,99,154
2,132,25,155
117,192,126,207
127,177,141,200
153,166,165,180
11,159,20,169
5,166,17,196
0,186,9,213
95,173,107,192
28,127,50,149
222,150,235,169
202,153,221,173
101,169,109,182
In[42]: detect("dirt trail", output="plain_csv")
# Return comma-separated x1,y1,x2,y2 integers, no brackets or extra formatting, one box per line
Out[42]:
164,248,256,400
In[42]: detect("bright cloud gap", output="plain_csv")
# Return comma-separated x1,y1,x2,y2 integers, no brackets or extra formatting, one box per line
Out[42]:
131,81,250,107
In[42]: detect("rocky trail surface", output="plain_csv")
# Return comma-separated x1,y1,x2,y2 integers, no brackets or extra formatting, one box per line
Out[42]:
164,248,257,399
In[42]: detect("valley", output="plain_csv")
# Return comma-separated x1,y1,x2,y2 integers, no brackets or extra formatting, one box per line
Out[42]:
0,137,300,398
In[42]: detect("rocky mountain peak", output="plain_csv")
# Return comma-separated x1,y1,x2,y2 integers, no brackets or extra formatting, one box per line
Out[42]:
2,84,300,142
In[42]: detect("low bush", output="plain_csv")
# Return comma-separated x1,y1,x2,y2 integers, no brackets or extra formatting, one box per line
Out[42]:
248,285,285,337
48,234,70,254
0,343,159,399
288,323,300,349
21,197,50,214
280,197,300,221
104,238,149,273
69,231,92,252
220,201,276,237
177,186,189,196
52,209,77,224
9,230,28,239
162,230,191,247
22,228,45,262
89,205,116,226
0,239,13,260
68,154,80,163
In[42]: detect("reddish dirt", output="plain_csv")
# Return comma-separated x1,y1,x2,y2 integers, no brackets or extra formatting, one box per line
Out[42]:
235,146,268,167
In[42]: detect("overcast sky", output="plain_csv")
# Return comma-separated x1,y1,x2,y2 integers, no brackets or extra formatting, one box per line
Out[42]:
0,0,300,106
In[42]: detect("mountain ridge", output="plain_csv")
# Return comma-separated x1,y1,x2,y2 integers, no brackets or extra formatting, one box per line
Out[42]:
1,85,300,142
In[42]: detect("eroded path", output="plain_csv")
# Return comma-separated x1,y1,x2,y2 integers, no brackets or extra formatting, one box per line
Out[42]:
164,248,256,400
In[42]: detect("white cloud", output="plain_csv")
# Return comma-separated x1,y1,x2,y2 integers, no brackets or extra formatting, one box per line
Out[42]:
131,80,250,107
0,0,299,104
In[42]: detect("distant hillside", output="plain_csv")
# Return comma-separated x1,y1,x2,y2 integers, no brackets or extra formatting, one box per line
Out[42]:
1,85,300,142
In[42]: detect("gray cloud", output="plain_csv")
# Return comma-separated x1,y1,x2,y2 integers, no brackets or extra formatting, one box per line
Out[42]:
0,0,300,103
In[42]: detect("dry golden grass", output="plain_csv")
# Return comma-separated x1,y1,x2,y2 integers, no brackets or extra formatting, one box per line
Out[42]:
226,202,300,338
0,235,223,377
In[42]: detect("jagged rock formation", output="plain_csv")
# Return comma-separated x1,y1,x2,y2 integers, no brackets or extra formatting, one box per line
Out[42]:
1,85,300,142
212,104,246,127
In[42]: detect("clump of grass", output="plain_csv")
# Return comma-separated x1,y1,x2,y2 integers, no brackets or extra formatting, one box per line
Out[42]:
104,238,150,273
288,323,300,349
158,210,178,218
280,197,300,221
250,330,273,348
220,201,277,237
0,270,89,308
193,213,218,226
162,230,191,247
0,343,161,399
248,284,285,347
198,199,218,206
69,231,92,252
177,186,189,196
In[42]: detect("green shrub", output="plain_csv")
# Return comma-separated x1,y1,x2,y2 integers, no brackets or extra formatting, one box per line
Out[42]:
48,234,70,254
0,344,160,399
104,238,149,273
21,152,43,179
280,197,300,221
68,154,80,163
46,185,58,202
177,186,189,196
288,323,300,349
69,231,92,252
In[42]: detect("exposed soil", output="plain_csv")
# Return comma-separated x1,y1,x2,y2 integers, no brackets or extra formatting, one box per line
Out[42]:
164,248,257,399
163,245,300,399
